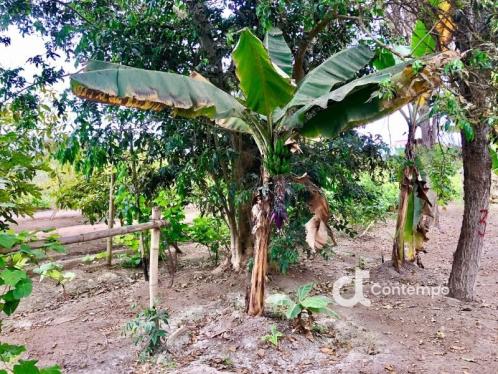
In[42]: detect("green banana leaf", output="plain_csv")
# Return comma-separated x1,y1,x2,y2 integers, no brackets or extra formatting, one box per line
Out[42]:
70,61,246,125
264,27,293,76
232,28,295,116
285,62,410,137
287,45,374,108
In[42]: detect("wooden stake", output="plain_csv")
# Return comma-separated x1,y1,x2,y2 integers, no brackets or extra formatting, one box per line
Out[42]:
106,171,115,267
149,207,161,309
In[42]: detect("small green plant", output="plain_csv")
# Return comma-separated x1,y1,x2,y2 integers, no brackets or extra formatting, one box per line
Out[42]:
34,262,75,291
266,283,338,334
123,307,169,361
118,252,142,268
261,325,284,347
82,251,107,264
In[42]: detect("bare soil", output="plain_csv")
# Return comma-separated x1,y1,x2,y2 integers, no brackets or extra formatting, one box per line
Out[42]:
4,203,498,373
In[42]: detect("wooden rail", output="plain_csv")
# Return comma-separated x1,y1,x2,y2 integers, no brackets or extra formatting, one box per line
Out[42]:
5,219,169,254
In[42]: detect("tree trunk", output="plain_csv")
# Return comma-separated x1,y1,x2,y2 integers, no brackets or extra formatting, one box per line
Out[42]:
227,214,242,271
247,199,271,316
448,123,491,300
237,200,254,258
248,166,272,316
392,166,414,270
106,171,115,267
149,207,161,308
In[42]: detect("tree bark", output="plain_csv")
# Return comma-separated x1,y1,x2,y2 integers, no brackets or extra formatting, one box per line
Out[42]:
227,214,242,271
247,198,271,316
248,166,272,316
448,123,491,300
392,166,414,270
106,171,115,267
149,207,161,308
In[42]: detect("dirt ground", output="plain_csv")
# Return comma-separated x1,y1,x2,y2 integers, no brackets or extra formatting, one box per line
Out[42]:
4,203,498,374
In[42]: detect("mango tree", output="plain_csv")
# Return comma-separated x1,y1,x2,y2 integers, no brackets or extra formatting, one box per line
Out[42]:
70,27,457,316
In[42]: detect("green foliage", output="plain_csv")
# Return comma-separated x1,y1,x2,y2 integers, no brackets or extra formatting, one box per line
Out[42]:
373,48,396,70
264,27,293,76
54,172,108,224
376,78,396,101
188,217,229,265
266,283,338,330
0,119,48,229
411,20,436,57
0,232,64,373
261,325,284,347
154,190,188,245
430,89,474,141
232,28,294,116
418,146,461,205
269,225,301,275
117,253,142,269
123,307,169,361
33,262,75,287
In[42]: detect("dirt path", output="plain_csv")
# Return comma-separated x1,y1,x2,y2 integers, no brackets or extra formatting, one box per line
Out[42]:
4,204,498,373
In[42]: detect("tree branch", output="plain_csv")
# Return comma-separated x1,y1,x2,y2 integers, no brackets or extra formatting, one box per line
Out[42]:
293,14,334,82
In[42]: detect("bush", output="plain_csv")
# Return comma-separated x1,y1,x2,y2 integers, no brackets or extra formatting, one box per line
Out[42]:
188,216,229,265
123,307,169,361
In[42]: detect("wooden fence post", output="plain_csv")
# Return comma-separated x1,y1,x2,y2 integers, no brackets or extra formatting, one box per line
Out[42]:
149,207,161,309
106,171,115,267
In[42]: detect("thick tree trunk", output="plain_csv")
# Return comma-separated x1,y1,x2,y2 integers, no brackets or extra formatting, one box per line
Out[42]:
237,202,254,258
248,165,272,316
247,200,271,316
448,123,491,300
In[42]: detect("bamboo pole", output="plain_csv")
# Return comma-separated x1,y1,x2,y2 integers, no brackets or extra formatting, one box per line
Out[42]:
149,207,161,309
106,171,115,267
5,220,169,254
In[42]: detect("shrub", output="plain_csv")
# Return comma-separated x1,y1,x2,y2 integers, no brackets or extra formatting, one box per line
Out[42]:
123,307,169,361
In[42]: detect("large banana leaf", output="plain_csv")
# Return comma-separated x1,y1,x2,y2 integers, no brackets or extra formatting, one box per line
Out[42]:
288,51,459,138
232,28,295,116
264,27,293,77
287,45,374,108
70,61,246,126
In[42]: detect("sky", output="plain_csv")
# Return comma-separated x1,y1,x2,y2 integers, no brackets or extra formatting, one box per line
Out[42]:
0,26,428,148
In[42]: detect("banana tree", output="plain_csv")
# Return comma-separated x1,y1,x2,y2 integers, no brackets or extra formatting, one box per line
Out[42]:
70,27,457,316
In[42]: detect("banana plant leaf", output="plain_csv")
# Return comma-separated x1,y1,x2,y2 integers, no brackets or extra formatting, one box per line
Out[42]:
232,28,295,116
287,45,374,108
287,51,459,138
403,180,433,261
264,27,293,76
70,61,246,126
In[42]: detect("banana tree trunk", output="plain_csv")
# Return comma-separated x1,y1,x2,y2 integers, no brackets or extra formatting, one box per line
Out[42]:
392,166,414,270
248,170,272,316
